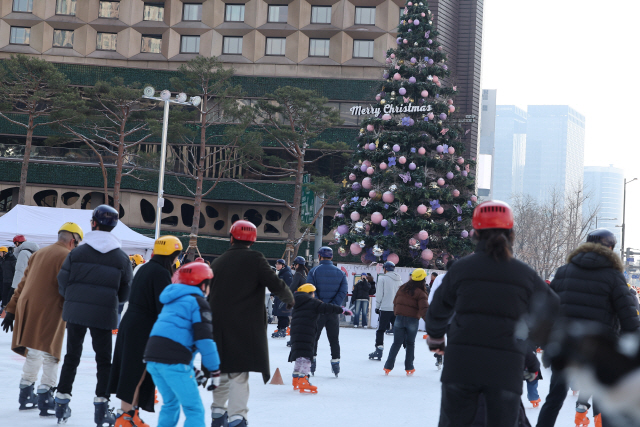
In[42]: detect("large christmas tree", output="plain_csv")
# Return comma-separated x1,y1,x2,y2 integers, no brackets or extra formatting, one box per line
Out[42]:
333,0,478,268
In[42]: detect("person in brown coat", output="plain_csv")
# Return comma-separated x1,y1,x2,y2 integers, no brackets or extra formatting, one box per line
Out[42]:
1,222,83,416
383,268,429,376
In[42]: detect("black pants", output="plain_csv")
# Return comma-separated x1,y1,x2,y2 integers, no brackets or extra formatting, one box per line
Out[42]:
439,382,521,427
1,283,14,308
537,368,607,427
277,316,290,330
58,323,113,398
375,310,395,346
314,313,340,360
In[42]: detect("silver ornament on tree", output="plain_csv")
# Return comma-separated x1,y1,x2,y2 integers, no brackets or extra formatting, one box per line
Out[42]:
334,232,341,242
354,222,365,233
358,240,366,248
383,144,390,150
390,184,398,192
372,244,384,257
409,241,421,250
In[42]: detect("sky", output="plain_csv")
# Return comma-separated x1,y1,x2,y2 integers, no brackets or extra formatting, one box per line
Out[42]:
480,0,640,250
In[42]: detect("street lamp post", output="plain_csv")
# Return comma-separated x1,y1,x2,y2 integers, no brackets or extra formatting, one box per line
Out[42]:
621,177,638,259
142,87,201,240
595,217,618,229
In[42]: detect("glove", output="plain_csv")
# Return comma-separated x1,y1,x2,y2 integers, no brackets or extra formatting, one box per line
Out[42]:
427,336,445,353
523,370,538,382
194,368,208,387
342,307,353,316
375,308,380,314
1,312,15,333
207,370,221,391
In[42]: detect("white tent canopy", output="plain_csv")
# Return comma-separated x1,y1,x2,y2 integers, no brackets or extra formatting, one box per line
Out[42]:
0,205,154,257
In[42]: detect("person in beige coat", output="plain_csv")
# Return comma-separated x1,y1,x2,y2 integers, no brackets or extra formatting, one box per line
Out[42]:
1,223,83,416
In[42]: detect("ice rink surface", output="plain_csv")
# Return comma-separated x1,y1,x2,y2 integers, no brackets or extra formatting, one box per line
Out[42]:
0,326,578,426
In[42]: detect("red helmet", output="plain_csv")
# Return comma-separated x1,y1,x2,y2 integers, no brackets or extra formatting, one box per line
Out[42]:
174,262,213,286
13,234,26,244
472,200,514,230
230,220,257,243
194,257,205,263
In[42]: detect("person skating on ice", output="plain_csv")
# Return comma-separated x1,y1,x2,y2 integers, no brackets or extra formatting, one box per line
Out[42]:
55,205,133,425
383,268,429,376
109,236,183,427
1,223,83,416
289,284,352,393
369,261,402,361
144,262,220,427
307,246,348,377
272,259,293,338
428,258,455,370
351,273,371,328
208,220,294,427
287,256,309,347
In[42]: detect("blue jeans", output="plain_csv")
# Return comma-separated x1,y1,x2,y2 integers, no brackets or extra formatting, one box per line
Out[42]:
146,362,205,427
526,379,539,401
353,300,369,327
383,315,419,370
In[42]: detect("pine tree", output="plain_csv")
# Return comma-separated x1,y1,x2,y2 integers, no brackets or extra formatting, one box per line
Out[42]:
333,0,478,268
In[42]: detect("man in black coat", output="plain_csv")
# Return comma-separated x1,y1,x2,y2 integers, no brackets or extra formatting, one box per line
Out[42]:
54,205,133,425
1,247,16,311
209,221,294,427
351,273,371,328
537,229,640,427
272,259,293,337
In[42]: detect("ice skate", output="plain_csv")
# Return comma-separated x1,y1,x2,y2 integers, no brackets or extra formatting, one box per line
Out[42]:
94,397,116,427
298,375,318,394
593,414,602,427
435,354,443,370
575,403,590,427
310,357,316,376
54,393,72,424
132,408,150,427
292,373,300,390
530,398,541,408
229,417,247,427
369,346,383,361
37,385,55,417
211,409,228,427
271,329,286,338
286,340,292,347
18,382,38,410
114,411,135,427
384,368,391,375
406,369,415,376
330,359,340,377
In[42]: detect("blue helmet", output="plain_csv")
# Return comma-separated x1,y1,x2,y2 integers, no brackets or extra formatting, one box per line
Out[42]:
276,259,286,265
318,246,333,258
293,256,306,265
92,204,119,227
383,261,396,271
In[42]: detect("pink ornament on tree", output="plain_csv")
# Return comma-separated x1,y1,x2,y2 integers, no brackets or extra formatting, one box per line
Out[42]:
421,12,425,17
368,189,377,198
350,211,361,221
399,156,407,164
471,195,478,202
363,160,371,167
362,177,372,189
457,157,465,165
400,204,408,213
448,147,455,154
349,173,356,181
387,253,400,264
418,147,426,155
403,39,408,44
407,1,412,5
421,249,434,261
375,95,381,101
350,243,362,255
371,212,383,224
366,124,374,132
448,99,454,105
427,112,435,120
409,238,417,246
417,204,427,214
382,114,392,121
382,192,395,203
432,76,439,83
436,207,444,214
437,178,445,186
452,189,460,197
380,162,388,170
390,53,395,59
421,90,429,98
366,167,374,175
418,230,429,240
393,73,402,81
449,106,455,113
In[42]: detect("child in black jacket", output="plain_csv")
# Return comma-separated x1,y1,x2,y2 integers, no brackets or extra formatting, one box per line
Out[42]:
288,284,351,393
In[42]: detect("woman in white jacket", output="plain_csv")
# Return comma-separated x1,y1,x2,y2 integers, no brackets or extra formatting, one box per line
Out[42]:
368,261,403,360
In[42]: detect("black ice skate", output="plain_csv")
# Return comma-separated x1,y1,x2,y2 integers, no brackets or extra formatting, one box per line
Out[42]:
19,382,38,410
330,359,340,377
94,397,116,427
211,410,229,427
271,329,287,339
435,354,443,370
286,340,292,347
54,393,72,424
369,346,383,361
37,385,56,417
310,357,316,376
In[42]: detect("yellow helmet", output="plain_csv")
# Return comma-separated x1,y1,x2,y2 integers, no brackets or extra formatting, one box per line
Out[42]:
154,236,183,256
175,260,181,269
297,283,316,293
411,268,427,282
131,254,145,266
59,222,84,241
0,246,7,253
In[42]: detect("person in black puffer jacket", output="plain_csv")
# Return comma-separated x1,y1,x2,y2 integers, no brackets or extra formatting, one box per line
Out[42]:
1,247,16,310
272,259,293,338
537,229,640,427
55,205,133,425
352,273,371,328
288,284,349,393
426,201,559,427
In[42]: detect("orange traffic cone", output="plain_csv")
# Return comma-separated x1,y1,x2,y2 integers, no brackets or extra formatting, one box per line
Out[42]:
269,368,284,385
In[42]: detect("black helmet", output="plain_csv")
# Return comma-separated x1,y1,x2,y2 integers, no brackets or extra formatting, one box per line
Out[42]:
92,204,119,228
293,256,306,265
586,228,617,249
383,261,396,271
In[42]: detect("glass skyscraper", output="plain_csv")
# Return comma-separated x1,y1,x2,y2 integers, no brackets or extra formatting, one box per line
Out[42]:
584,165,624,250
490,105,528,204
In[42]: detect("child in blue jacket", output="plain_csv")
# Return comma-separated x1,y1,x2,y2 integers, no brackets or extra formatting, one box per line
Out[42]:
144,262,220,427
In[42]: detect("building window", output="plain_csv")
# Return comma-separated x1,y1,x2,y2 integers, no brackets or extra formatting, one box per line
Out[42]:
141,35,162,53
98,1,120,19
309,38,329,57
183,3,202,21
353,40,373,58
180,35,200,53
268,5,288,23
143,3,164,21
96,32,117,50
56,0,76,16
482,105,488,111
9,27,30,44
225,4,245,22
355,7,376,25
223,36,243,54
12,0,33,12
482,90,488,100
311,6,331,24
266,37,286,56
53,29,74,48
